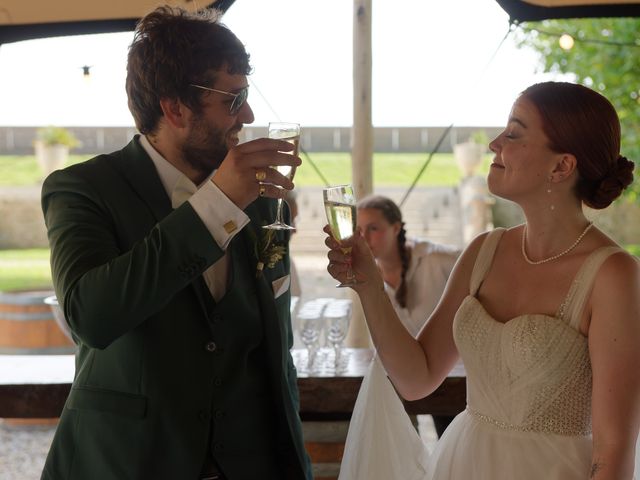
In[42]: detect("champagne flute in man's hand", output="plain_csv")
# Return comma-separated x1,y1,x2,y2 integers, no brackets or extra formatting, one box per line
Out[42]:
263,122,300,230
323,184,362,287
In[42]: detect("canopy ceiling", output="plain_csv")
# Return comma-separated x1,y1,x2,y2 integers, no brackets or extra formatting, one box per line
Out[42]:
0,0,639,45
497,0,640,21
0,0,235,44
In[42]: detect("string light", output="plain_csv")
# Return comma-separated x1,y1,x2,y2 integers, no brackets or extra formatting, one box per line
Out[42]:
558,33,574,50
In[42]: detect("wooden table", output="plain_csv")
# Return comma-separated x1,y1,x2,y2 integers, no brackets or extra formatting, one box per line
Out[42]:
296,348,466,420
0,349,466,420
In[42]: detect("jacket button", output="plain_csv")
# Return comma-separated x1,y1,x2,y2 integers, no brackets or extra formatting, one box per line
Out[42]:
198,411,209,421
211,314,222,324
213,378,222,387
205,341,217,352
213,442,224,452
214,410,225,419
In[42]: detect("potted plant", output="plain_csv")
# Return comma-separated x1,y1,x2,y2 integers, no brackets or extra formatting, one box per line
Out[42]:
34,126,80,178
453,129,488,177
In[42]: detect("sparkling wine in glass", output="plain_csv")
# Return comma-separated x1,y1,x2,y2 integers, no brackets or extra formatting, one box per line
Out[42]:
263,122,300,230
323,184,362,287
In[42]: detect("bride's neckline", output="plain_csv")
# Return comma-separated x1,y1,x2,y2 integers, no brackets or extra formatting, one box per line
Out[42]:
463,296,586,338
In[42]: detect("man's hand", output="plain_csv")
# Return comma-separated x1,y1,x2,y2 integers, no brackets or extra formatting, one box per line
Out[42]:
212,138,301,210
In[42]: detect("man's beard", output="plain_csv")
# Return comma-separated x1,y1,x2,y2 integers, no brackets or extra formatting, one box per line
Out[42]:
181,113,238,177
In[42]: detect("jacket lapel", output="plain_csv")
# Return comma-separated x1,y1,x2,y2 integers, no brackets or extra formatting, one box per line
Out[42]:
113,136,173,222
244,202,309,476
243,200,286,361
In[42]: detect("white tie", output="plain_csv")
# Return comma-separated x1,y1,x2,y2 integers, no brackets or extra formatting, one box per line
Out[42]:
171,175,197,209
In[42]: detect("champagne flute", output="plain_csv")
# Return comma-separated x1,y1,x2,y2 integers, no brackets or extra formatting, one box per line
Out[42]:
263,122,300,230
324,299,352,373
297,300,326,374
323,184,362,287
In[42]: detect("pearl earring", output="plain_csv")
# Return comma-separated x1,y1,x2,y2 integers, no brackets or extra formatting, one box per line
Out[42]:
547,177,555,211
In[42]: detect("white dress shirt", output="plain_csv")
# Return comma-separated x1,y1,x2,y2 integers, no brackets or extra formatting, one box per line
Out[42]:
139,135,249,301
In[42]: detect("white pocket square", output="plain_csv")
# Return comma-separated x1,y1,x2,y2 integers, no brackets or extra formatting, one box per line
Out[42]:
272,274,291,299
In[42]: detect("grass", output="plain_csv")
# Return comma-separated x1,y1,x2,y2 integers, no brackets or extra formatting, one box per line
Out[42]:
0,155,92,186
625,245,640,257
0,153,492,187
0,249,52,291
296,152,492,186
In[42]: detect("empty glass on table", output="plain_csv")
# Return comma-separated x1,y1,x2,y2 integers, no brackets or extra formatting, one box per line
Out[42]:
295,299,328,374
323,298,352,373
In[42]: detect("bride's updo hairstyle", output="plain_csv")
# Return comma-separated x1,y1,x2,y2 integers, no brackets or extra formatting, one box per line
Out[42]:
521,82,634,209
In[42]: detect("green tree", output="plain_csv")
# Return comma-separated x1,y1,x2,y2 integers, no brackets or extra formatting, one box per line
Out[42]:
514,18,640,198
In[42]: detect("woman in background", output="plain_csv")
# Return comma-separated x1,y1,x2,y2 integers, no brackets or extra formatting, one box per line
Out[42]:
357,194,460,437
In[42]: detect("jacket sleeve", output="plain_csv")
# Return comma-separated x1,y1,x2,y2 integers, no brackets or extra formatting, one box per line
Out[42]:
42,166,224,349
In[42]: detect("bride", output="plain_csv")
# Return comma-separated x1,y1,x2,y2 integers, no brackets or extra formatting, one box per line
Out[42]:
325,82,639,479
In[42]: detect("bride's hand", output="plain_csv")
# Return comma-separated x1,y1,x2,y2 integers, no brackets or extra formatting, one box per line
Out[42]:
323,224,382,292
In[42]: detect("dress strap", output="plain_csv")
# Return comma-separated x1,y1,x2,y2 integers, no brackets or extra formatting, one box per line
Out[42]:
557,246,626,330
469,228,506,296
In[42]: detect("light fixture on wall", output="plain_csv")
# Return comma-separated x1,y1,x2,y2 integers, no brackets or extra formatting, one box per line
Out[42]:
81,65,92,84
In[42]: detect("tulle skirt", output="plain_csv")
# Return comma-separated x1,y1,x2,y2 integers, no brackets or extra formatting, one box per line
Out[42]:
424,410,592,479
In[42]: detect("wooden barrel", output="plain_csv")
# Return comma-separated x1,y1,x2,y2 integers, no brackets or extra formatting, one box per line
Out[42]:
0,290,76,354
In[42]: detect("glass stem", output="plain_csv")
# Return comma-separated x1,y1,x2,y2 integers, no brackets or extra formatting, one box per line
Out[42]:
275,197,284,224
307,346,316,369
346,263,355,282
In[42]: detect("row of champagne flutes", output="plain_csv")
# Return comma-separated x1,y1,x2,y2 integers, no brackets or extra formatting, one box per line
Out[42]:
293,297,352,375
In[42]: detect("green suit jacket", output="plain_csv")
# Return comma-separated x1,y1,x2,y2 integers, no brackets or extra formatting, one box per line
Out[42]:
40,137,311,480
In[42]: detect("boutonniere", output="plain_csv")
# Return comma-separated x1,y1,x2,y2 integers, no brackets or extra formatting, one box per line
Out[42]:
247,226,287,278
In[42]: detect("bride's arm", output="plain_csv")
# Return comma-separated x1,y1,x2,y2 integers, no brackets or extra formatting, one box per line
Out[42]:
588,251,640,480
325,227,487,400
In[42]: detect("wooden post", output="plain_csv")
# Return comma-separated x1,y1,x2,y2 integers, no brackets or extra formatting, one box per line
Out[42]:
352,0,373,200
347,0,374,349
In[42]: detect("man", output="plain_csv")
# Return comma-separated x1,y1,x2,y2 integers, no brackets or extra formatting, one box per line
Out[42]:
41,6,311,480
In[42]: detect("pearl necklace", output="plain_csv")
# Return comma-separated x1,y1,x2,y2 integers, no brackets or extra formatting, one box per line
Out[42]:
521,222,594,265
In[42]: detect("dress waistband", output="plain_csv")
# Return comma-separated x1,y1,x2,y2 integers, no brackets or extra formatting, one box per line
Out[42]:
466,407,590,436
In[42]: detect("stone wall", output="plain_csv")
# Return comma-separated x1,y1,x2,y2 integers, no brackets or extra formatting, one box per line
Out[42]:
1,184,639,250
586,200,640,246
0,186,47,248
491,196,640,247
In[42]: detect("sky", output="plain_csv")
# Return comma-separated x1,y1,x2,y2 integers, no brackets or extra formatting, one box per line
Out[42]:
0,0,561,128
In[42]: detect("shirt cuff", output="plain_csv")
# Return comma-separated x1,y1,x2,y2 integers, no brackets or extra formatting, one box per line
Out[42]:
189,181,249,250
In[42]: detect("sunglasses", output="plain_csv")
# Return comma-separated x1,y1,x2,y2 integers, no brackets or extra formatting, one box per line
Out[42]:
189,83,249,116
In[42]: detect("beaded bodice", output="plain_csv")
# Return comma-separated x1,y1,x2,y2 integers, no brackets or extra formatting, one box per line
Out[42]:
453,229,622,436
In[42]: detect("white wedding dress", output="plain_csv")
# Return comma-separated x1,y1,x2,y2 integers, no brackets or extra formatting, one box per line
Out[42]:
339,228,637,480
